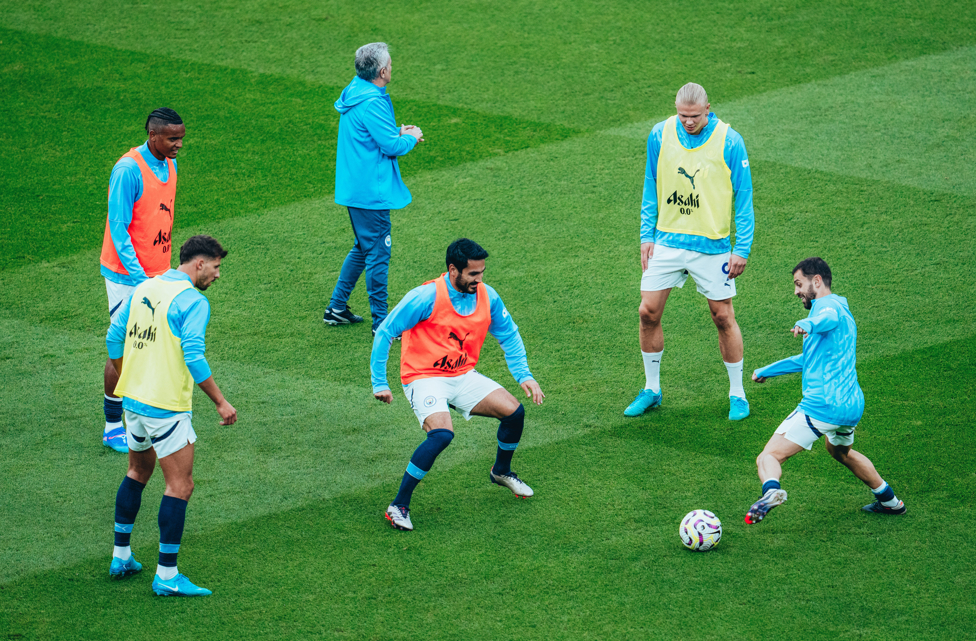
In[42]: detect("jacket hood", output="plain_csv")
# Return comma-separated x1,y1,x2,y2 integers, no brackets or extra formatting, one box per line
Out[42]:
815,293,849,311
335,76,386,114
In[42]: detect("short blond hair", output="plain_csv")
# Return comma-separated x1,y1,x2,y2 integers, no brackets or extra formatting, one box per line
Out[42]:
675,82,708,106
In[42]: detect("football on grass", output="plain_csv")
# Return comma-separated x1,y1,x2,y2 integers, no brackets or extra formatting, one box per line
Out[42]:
679,510,722,551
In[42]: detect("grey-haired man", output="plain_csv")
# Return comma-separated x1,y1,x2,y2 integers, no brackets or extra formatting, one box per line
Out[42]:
325,42,424,334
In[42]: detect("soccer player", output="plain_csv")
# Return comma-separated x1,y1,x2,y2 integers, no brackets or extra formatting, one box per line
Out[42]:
626,83,755,421
324,42,424,334
106,236,237,596
100,108,186,452
745,257,905,524
371,239,545,531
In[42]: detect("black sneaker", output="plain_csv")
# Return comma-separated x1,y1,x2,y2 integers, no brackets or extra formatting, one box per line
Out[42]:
323,307,364,325
862,500,906,515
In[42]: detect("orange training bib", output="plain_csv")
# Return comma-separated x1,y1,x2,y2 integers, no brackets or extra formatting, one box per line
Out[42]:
400,274,492,385
100,147,177,277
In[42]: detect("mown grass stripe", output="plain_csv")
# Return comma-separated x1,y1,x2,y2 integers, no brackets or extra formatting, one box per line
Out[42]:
3,0,975,129
1,335,973,638
609,46,976,196
0,27,579,270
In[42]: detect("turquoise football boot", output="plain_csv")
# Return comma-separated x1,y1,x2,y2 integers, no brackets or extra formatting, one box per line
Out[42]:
103,426,128,453
109,555,142,579
729,396,750,421
624,389,662,417
152,573,212,597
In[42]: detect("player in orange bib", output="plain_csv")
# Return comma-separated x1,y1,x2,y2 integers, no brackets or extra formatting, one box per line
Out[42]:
100,108,186,452
370,239,545,531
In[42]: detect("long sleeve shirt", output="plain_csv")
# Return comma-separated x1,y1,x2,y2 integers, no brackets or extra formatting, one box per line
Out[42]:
106,269,212,418
640,113,755,258
102,142,176,286
334,76,417,210
754,294,865,426
370,275,534,393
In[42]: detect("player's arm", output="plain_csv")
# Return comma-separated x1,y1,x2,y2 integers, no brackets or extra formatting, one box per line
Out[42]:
486,287,544,406
107,161,150,283
106,293,134,374
640,126,664,271
752,353,804,382
370,284,436,403
364,101,419,157
172,291,236,425
793,306,840,336
726,131,754,277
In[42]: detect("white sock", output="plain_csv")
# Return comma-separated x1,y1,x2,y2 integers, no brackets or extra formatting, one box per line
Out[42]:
725,360,745,398
871,481,887,492
642,351,663,392
113,545,131,561
156,564,178,581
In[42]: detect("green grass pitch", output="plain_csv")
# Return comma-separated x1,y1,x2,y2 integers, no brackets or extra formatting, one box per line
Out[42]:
2,1,976,639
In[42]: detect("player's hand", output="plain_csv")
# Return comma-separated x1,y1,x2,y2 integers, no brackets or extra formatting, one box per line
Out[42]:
641,243,655,272
791,325,807,338
752,373,766,383
401,125,424,142
216,399,237,426
374,390,393,404
520,379,545,406
728,254,747,279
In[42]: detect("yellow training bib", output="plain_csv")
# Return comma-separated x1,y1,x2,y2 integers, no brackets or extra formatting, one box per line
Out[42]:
656,116,733,240
114,277,195,412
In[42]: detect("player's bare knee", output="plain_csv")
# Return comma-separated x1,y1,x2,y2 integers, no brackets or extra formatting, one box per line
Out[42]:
710,308,735,331
168,478,193,501
639,303,662,326
830,449,850,464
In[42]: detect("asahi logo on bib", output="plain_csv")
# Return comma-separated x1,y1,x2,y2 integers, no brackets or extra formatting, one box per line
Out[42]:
666,190,700,215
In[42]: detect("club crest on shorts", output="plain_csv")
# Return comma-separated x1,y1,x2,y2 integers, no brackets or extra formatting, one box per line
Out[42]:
385,235,392,247
424,396,436,408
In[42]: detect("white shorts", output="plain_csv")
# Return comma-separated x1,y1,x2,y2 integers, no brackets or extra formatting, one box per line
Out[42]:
125,410,197,459
775,409,855,450
106,279,135,324
402,370,503,427
641,245,736,301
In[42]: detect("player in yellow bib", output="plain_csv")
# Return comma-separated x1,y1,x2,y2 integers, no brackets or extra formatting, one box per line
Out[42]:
105,235,236,597
625,83,756,421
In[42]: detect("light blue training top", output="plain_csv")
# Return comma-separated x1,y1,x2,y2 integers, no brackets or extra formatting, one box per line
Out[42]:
102,142,176,286
640,113,755,257
753,294,865,426
370,274,534,393
106,269,212,418
334,76,417,211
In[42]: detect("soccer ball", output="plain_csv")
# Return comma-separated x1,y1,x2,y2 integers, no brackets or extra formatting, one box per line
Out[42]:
679,510,722,551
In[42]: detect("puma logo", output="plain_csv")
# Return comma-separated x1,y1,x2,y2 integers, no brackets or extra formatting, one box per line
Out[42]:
159,203,172,220
678,167,701,189
141,297,158,319
448,331,470,350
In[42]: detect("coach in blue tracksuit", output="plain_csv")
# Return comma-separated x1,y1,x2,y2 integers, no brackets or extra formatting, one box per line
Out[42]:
323,42,424,333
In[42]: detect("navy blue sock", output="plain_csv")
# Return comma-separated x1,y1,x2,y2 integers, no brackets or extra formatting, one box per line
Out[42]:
158,495,188,569
104,395,123,425
113,476,146,548
392,429,454,508
492,405,525,476
872,482,895,502
761,479,781,495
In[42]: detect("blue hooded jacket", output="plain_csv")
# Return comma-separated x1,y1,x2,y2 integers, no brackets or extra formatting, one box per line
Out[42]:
334,76,417,210
754,294,865,426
